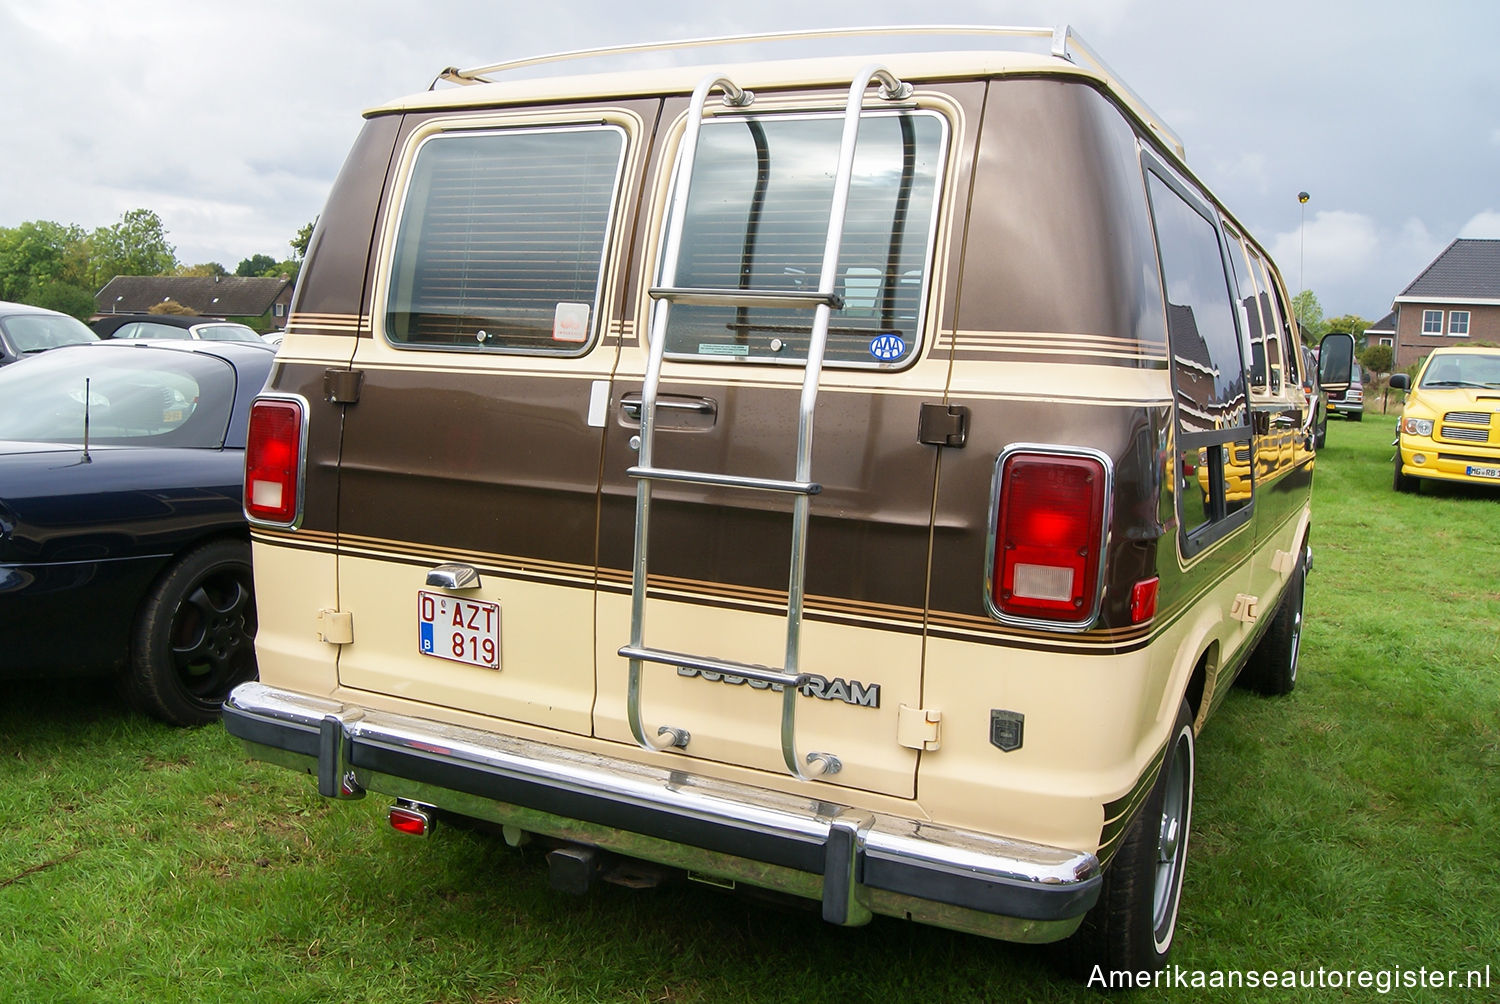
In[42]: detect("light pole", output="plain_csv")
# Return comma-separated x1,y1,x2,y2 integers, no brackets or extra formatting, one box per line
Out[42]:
1297,191,1310,298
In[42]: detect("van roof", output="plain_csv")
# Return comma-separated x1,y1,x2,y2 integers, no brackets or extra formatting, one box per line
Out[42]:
367,25,1186,160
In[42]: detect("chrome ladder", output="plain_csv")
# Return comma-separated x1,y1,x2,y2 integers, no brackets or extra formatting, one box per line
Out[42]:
619,65,914,781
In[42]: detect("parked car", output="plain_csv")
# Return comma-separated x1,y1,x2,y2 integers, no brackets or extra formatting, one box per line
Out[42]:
0,300,98,366
1389,346,1500,493
92,312,266,343
0,339,275,725
1301,345,1327,449
224,26,1314,975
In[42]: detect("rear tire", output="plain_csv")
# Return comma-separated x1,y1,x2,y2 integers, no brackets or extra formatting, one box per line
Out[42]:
1068,699,1195,975
1238,547,1304,696
127,540,258,727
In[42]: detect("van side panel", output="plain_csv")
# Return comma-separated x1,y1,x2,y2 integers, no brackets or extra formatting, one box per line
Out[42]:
250,116,400,698
919,79,1188,849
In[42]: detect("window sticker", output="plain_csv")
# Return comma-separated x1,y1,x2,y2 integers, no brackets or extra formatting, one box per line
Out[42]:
699,343,750,357
553,302,590,342
870,334,906,361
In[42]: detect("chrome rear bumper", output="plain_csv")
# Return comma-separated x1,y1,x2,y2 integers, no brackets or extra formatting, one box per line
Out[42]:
224,682,1101,943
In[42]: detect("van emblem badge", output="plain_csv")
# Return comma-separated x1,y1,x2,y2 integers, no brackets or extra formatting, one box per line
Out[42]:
678,667,880,708
990,710,1024,752
869,334,906,361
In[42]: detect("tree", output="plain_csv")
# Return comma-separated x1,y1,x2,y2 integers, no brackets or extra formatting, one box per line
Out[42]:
1360,343,1394,377
149,300,197,315
176,261,229,277
261,258,300,282
29,282,97,321
236,253,277,277
1291,290,1327,339
88,209,177,288
290,219,316,260
1325,313,1369,337
0,219,90,302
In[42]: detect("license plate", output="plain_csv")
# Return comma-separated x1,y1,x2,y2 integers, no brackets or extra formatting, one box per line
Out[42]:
1467,465,1500,480
418,591,500,668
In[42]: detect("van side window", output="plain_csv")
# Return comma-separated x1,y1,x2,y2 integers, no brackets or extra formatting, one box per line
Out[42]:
384,125,627,354
1221,227,1268,391
1254,256,1299,389
662,111,944,367
1146,171,1252,550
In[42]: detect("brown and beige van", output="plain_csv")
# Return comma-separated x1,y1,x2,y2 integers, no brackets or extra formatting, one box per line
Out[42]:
226,25,1315,973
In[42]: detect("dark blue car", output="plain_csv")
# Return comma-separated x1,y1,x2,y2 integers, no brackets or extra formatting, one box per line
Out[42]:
0,339,275,725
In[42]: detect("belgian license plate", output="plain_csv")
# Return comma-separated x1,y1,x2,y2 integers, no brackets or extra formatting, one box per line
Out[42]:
1466,465,1500,480
417,591,500,669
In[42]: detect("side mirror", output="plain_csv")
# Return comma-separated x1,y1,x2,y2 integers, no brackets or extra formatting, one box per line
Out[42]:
1318,331,1357,386
1389,373,1410,391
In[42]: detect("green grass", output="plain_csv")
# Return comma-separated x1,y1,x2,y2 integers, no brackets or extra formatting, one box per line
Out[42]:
3,419,1497,1002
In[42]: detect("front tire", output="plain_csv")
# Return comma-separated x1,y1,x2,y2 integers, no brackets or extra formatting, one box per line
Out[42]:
1393,456,1418,494
1238,547,1304,696
1068,699,1195,974
127,539,258,727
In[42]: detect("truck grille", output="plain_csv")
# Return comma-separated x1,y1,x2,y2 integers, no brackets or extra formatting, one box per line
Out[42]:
1441,411,1495,445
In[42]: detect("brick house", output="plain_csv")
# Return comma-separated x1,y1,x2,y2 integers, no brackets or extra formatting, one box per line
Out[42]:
94,275,294,331
1361,310,1395,351
1389,238,1500,369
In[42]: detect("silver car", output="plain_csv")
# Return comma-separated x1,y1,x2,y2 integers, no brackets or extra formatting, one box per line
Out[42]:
0,300,99,366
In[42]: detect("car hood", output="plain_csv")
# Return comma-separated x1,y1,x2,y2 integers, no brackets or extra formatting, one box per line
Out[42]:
1407,387,1500,414
0,441,245,564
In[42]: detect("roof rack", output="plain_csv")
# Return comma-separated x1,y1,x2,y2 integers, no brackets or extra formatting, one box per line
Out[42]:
433,24,1184,159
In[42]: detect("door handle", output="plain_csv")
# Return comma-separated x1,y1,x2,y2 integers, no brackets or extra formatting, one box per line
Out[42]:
620,394,717,420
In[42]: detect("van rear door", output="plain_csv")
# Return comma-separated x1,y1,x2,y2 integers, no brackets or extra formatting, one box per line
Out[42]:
333,106,653,734
593,89,980,799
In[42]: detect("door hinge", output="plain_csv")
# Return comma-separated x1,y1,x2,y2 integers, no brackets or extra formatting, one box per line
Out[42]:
917,403,969,448
317,608,354,645
1230,593,1260,625
324,368,364,404
897,704,942,751
1271,549,1295,575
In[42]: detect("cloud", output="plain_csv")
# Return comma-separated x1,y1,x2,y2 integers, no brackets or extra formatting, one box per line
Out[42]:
1458,211,1500,238
1267,211,1446,318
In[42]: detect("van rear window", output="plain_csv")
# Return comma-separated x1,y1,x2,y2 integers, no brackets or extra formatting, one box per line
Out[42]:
384,125,627,354
661,111,944,367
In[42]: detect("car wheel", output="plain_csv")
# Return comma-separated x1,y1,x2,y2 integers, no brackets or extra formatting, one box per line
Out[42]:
1313,419,1327,451
1238,547,1304,696
1067,699,1195,975
128,539,258,727
1393,455,1418,494
1349,410,1363,422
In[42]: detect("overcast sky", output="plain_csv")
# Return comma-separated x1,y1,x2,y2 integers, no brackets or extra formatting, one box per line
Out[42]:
3,0,1496,322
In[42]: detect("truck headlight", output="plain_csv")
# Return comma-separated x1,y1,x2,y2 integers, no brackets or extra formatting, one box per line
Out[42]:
1402,417,1434,437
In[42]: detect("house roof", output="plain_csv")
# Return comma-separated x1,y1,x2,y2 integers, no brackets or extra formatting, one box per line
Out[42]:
94,275,291,317
1396,238,1500,301
1364,310,1396,334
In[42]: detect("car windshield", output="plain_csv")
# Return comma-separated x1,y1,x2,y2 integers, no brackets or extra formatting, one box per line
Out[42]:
194,323,264,343
1419,353,1500,388
0,346,236,447
0,312,99,352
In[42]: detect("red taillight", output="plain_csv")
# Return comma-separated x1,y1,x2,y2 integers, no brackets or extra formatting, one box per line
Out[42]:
1130,577,1160,624
992,453,1107,624
244,398,303,524
388,804,431,837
